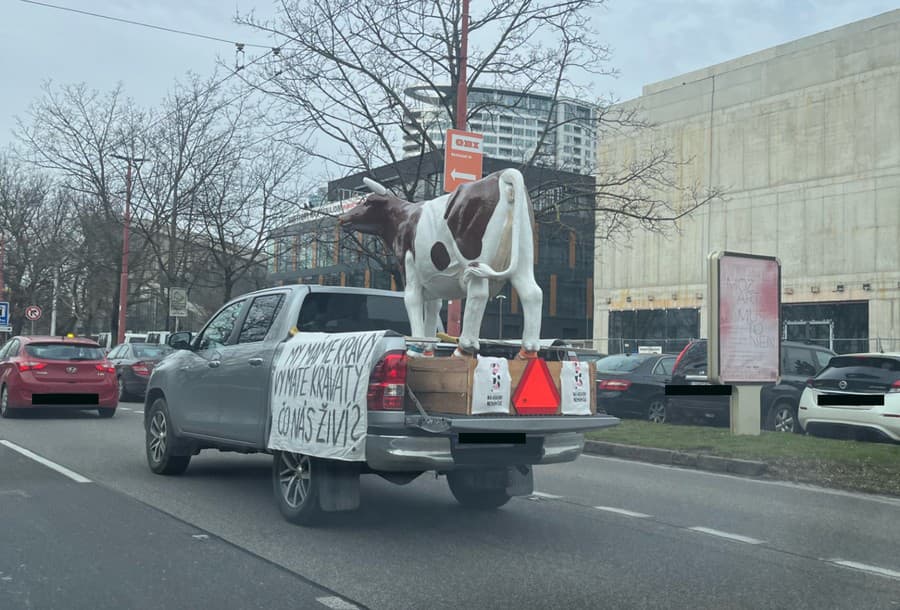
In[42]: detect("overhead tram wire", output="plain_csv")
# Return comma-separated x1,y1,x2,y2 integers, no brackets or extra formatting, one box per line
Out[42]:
18,0,273,49
18,0,332,160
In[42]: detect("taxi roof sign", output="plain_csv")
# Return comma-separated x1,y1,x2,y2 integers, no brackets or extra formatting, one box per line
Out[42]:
512,359,560,415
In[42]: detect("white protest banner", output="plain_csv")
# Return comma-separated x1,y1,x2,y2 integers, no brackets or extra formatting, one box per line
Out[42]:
268,330,385,461
560,360,592,415
471,356,511,415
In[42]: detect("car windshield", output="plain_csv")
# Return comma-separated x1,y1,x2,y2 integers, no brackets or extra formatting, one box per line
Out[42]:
25,343,105,361
133,345,173,359
595,354,652,373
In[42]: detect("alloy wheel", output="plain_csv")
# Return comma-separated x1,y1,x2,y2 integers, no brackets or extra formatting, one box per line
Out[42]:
773,406,795,433
648,400,666,423
278,452,312,509
148,411,168,464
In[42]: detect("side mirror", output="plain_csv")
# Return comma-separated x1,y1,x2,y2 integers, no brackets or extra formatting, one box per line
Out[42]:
168,331,193,350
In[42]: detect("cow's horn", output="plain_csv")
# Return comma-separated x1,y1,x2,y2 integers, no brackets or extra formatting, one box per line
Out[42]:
363,177,388,196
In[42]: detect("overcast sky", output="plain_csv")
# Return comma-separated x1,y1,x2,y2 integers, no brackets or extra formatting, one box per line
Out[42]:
2,0,898,180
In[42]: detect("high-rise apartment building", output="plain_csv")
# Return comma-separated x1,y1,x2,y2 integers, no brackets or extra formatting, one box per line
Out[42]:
402,85,597,174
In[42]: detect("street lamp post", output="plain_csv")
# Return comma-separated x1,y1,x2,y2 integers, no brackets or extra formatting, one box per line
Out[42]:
496,294,507,340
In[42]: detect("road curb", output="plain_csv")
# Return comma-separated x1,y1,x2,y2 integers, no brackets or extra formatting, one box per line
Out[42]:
583,440,768,477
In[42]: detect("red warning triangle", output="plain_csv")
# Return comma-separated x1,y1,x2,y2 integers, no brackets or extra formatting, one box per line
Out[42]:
512,359,560,415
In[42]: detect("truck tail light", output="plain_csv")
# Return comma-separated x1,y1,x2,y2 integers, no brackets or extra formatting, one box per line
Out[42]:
131,361,151,376
599,379,632,391
17,362,47,372
367,351,407,410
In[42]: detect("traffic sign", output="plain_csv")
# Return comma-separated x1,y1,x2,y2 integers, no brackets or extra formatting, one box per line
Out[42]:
512,359,561,415
0,301,8,326
169,287,188,318
25,305,42,322
443,129,484,192
0,325,11,333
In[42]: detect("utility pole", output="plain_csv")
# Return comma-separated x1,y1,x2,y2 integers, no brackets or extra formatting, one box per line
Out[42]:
447,0,470,337
111,154,147,345
50,271,58,336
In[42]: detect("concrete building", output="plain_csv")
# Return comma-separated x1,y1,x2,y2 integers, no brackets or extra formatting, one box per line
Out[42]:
403,85,597,174
594,10,900,355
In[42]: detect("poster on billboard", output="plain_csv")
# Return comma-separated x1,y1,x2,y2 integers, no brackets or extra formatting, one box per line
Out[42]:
707,251,781,385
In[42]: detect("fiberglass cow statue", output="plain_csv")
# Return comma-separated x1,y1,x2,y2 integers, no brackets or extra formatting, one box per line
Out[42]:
338,168,542,359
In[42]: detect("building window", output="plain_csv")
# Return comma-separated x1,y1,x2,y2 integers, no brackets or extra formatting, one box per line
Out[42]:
608,309,700,355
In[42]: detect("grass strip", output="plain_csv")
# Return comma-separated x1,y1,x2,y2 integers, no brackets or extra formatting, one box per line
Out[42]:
587,420,900,496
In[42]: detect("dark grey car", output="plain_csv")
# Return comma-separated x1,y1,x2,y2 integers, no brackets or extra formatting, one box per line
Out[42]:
667,339,836,432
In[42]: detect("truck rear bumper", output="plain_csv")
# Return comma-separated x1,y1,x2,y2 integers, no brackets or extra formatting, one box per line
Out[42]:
365,431,586,472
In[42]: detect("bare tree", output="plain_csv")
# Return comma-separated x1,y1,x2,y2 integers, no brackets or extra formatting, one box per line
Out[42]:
0,154,73,335
238,1,721,264
198,138,307,301
14,82,150,337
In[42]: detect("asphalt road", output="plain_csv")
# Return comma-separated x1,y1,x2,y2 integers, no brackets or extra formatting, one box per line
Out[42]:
2,402,899,609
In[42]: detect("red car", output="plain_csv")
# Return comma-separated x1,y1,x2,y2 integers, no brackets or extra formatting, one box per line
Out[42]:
0,336,118,418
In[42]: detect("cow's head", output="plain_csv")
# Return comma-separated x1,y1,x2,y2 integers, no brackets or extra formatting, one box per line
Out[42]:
338,178,404,235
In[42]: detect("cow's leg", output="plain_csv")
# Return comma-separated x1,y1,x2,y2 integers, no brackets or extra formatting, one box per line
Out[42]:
457,276,489,356
423,298,441,338
403,255,428,357
511,272,543,357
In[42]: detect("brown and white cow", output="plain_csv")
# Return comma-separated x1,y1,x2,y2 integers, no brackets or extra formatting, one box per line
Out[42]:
338,168,542,357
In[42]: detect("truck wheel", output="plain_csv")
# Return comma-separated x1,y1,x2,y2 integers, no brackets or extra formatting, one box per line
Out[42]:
447,471,512,510
273,451,324,525
146,398,191,475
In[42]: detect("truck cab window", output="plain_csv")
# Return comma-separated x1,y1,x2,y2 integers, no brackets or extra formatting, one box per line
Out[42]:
197,301,245,350
238,294,285,343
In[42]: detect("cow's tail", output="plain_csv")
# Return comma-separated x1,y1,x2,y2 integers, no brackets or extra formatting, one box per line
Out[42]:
462,168,526,283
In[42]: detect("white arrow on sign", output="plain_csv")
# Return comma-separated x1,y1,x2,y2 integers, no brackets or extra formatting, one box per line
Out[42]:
451,169,476,181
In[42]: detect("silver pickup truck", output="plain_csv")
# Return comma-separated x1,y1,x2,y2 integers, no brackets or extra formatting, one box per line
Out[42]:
145,285,619,524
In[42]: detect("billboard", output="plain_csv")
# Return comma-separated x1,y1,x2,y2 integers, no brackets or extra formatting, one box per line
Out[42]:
708,251,781,385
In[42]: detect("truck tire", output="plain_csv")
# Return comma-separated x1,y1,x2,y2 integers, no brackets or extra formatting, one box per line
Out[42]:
273,451,324,525
145,398,191,475
447,470,513,510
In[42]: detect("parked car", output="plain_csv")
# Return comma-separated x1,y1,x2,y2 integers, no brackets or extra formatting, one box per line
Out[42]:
799,353,900,442
0,335,118,418
594,353,677,422
108,342,174,401
667,339,836,432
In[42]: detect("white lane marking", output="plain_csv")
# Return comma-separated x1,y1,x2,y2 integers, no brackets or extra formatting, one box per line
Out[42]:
0,440,91,483
594,506,651,518
829,559,900,580
531,491,563,499
581,454,900,507
688,526,765,545
316,596,359,609
135,410,144,414
119,407,131,411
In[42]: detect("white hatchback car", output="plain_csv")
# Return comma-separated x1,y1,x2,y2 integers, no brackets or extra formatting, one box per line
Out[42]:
798,353,900,441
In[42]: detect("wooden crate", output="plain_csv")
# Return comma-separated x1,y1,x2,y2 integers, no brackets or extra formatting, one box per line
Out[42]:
406,358,596,416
